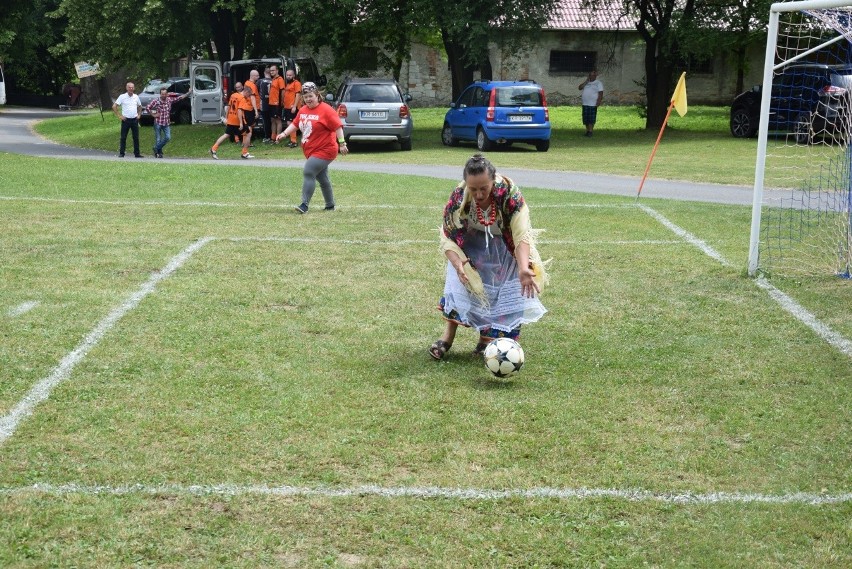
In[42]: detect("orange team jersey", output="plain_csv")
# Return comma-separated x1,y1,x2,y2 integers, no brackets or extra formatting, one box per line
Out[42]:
238,91,254,112
226,92,244,126
269,76,285,106
283,79,302,109
244,80,259,108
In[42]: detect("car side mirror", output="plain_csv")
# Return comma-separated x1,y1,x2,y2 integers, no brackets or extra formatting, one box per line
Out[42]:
325,93,334,102
404,94,412,103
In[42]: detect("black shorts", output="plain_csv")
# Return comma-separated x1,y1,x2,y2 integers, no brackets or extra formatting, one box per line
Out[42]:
270,105,282,119
243,113,256,128
283,108,297,122
225,124,242,137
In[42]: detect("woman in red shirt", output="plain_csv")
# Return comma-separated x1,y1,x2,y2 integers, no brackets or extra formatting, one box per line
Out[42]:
276,82,349,213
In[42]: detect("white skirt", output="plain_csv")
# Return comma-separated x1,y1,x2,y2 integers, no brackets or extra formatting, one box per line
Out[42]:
442,226,547,333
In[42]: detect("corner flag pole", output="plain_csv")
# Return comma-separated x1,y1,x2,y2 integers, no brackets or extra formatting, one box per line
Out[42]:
637,73,687,197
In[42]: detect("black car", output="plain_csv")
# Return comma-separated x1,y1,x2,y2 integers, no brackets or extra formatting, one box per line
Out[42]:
730,63,852,143
139,76,216,125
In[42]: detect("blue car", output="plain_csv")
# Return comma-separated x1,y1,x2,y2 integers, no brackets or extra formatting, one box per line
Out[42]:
442,80,551,152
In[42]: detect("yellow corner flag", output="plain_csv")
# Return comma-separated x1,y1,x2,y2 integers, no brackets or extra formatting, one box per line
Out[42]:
672,72,687,117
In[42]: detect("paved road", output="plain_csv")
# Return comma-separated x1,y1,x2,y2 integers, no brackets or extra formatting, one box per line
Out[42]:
0,106,756,205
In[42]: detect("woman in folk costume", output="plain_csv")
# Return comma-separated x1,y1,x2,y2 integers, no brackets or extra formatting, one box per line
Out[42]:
429,154,549,360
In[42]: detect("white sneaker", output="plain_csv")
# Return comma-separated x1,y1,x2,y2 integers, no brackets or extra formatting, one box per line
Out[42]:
241,153,254,159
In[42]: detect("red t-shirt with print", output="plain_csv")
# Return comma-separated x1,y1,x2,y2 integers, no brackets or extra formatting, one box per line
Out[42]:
296,102,343,161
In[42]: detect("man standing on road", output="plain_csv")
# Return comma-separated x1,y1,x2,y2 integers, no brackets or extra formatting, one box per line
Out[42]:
145,86,189,158
578,70,604,137
112,82,143,157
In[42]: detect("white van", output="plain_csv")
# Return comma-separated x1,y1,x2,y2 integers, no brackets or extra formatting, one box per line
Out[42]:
0,65,6,105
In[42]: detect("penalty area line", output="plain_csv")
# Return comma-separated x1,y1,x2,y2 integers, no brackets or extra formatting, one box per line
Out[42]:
638,204,852,360
0,237,215,445
2,483,849,506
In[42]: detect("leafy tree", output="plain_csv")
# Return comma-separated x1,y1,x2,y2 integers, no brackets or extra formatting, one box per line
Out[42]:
702,0,770,94
0,0,76,95
433,0,557,100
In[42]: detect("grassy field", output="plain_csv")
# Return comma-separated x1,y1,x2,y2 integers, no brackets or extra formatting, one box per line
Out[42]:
32,105,761,186
0,132,850,565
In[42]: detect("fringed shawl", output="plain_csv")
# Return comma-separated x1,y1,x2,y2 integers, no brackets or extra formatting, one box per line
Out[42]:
439,174,549,304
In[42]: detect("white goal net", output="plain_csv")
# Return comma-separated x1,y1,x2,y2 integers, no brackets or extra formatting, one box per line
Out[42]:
748,0,852,279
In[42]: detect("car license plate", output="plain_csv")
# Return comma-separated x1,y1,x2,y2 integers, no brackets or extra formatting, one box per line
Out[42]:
509,114,532,122
360,111,387,119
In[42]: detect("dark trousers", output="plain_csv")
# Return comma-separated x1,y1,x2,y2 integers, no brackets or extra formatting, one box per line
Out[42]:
119,117,140,156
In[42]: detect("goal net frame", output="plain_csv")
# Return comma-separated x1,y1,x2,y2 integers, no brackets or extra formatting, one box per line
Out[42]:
747,0,852,278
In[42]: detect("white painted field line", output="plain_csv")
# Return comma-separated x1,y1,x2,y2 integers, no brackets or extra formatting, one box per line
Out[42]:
0,195,631,210
7,301,39,317
1,483,848,505
0,237,214,445
229,236,687,247
754,277,852,357
638,203,852,359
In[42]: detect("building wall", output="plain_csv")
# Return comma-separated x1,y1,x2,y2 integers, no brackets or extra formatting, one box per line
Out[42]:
307,30,766,107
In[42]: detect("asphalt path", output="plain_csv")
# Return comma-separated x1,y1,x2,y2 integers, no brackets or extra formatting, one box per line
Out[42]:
0,106,756,206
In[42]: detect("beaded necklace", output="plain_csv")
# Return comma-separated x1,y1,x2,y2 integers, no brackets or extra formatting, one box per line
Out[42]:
475,201,497,226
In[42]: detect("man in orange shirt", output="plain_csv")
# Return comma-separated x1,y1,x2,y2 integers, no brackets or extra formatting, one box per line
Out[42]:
210,83,254,159
281,69,302,148
244,69,260,124
268,64,286,142
236,83,256,157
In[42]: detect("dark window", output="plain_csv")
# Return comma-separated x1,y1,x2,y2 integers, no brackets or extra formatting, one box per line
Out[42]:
350,48,379,72
677,55,714,75
549,50,596,74
458,87,477,107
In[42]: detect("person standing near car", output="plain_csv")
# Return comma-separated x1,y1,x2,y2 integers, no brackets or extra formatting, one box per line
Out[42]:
244,69,261,123
112,82,143,157
275,82,348,213
578,69,604,137
281,69,302,148
268,64,286,142
237,83,256,158
259,67,272,143
145,86,189,158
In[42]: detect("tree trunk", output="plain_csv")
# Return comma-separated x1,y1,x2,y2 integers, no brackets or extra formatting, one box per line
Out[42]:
441,28,475,101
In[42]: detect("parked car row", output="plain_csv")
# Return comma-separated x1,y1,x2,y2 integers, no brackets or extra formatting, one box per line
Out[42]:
138,62,555,153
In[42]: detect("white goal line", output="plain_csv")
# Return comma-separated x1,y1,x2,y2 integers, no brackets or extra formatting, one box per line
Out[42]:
639,204,852,359
0,237,215,445
1,482,848,506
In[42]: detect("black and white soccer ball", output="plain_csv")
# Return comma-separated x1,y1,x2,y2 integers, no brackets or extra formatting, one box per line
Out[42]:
483,338,525,377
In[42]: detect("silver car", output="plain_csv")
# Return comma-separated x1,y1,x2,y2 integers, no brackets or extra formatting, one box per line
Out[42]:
326,78,413,150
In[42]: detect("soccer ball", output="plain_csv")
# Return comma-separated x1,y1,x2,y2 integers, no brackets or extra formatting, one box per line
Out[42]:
483,338,525,377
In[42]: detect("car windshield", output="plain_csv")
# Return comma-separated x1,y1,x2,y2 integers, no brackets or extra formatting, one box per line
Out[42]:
345,84,400,103
143,82,169,94
494,86,542,107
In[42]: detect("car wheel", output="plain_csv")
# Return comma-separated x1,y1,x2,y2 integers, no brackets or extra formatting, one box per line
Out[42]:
400,138,412,151
177,108,192,125
476,128,493,151
441,123,458,147
535,139,550,152
730,108,757,138
793,112,813,145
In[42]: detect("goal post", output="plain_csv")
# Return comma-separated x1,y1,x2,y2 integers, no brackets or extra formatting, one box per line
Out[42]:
747,0,852,279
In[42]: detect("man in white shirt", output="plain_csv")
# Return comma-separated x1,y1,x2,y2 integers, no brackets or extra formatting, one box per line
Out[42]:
579,70,604,137
112,82,143,157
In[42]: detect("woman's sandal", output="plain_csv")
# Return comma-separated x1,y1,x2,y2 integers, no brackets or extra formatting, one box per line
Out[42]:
429,340,452,360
